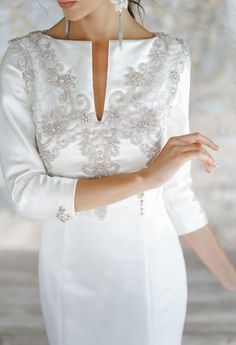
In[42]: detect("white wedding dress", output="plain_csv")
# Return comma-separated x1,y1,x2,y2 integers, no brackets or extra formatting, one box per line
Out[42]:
0,29,209,345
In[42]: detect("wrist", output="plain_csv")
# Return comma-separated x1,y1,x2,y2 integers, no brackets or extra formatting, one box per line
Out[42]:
135,168,153,192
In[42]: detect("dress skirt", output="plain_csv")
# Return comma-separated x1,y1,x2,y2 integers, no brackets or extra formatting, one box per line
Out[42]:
38,194,188,345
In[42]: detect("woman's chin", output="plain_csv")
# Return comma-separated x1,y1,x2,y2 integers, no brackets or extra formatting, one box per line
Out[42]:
64,13,84,21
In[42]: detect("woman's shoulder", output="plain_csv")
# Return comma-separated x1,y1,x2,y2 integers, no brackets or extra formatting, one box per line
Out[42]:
156,32,191,72
5,30,47,66
1,31,42,73
7,30,43,45
153,31,190,54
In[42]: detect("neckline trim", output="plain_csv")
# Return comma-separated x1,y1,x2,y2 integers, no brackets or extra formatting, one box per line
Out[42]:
34,29,159,43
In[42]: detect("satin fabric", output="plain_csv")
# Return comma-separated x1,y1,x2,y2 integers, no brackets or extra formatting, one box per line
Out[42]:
0,30,209,345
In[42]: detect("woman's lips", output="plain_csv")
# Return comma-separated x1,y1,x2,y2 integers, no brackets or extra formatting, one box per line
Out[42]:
58,1,77,9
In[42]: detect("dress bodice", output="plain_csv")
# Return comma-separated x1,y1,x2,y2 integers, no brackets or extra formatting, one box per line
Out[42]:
7,30,188,176
0,29,208,233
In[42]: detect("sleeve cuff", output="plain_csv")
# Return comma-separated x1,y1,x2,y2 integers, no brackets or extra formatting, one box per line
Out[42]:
175,212,209,236
55,178,80,222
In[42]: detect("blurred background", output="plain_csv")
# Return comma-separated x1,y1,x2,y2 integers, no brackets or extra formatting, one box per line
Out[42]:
0,1,235,344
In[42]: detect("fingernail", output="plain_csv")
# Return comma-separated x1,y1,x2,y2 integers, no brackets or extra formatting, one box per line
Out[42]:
215,164,219,168
210,171,214,175
217,147,221,151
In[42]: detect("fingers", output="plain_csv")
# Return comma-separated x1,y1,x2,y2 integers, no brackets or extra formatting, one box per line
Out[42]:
198,146,217,174
181,146,218,174
164,133,220,175
204,161,215,174
176,143,217,165
171,132,220,151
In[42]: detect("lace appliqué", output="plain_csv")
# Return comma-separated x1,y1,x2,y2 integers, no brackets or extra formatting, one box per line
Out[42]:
8,31,190,220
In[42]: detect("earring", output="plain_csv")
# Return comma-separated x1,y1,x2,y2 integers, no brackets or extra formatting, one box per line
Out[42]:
110,0,128,51
64,17,71,39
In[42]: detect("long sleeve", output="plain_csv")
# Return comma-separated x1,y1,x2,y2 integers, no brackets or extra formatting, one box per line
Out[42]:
0,43,80,222
162,47,209,236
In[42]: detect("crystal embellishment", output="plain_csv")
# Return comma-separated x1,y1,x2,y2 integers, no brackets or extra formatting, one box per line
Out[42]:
110,0,128,12
7,30,190,220
94,206,108,220
137,192,144,215
56,206,70,223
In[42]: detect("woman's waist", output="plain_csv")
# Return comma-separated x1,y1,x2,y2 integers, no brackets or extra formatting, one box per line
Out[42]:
77,186,165,222
42,186,177,240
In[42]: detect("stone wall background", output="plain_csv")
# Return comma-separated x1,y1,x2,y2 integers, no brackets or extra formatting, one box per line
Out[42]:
0,0,235,250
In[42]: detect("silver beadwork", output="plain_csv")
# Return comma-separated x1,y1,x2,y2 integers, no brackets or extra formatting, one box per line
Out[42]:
94,206,108,220
8,30,189,220
56,206,70,222
137,192,144,216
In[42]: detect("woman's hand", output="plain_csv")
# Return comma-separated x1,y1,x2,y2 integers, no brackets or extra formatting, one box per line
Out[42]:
141,132,220,190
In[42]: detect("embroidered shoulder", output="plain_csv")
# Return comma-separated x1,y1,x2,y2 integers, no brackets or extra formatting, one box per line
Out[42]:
174,36,190,58
145,32,190,112
7,30,42,45
155,32,190,63
7,32,37,100
8,34,26,45
171,36,191,86
172,36,191,73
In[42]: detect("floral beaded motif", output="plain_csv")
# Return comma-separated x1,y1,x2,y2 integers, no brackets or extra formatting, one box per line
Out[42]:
56,206,70,223
8,30,190,220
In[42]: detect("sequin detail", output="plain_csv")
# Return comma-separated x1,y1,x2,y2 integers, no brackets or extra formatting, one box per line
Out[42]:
8,30,190,220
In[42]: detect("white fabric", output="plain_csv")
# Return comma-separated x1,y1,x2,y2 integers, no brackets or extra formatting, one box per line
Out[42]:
0,30,209,345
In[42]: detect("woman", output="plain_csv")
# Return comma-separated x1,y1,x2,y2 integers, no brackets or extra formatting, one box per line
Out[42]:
0,0,235,344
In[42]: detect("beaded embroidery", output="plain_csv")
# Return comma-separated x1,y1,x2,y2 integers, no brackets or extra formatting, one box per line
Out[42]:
56,206,70,223
8,30,190,220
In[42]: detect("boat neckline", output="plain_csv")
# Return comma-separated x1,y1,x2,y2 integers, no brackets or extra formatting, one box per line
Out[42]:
32,29,159,43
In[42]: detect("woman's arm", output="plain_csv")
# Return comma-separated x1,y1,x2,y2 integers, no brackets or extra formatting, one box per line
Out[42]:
74,172,144,212
159,41,213,236
180,223,236,292
0,41,146,222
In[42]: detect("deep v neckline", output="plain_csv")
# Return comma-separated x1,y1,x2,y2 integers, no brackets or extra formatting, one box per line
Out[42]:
36,29,159,124
90,40,111,123
64,18,112,123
